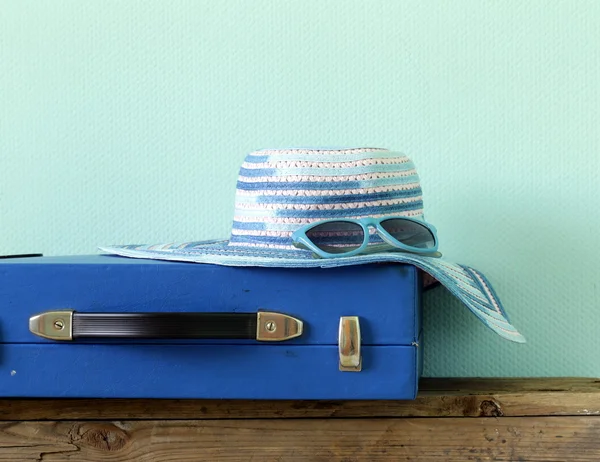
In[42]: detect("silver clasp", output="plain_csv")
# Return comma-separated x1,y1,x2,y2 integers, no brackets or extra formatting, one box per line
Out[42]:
338,316,362,372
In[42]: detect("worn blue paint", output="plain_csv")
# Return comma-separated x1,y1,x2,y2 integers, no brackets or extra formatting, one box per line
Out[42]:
0,255,422,399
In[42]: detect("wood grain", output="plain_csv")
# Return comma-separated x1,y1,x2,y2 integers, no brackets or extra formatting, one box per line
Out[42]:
1,378,598,420
0,417,599,461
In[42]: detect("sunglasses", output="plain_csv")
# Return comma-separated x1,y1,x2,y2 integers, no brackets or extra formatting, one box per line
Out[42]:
291,216,439,258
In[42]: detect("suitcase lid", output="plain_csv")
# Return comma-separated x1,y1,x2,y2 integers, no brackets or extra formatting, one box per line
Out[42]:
0,255,422,346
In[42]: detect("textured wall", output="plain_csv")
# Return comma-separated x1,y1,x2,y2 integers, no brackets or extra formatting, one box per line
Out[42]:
1,1,599,377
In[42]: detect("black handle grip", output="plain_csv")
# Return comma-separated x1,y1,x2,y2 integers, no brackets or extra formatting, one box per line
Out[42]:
29,310,304,342
72,312,257,339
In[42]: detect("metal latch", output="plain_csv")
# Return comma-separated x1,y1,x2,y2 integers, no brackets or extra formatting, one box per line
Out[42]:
338,316,362,372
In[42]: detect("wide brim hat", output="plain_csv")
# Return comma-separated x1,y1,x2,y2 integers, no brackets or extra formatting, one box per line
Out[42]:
99,147,525,343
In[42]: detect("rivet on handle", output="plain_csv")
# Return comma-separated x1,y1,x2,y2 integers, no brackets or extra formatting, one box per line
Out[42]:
29,310,73,340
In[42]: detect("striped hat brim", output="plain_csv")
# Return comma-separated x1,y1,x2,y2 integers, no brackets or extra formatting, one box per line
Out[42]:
98,240,526,344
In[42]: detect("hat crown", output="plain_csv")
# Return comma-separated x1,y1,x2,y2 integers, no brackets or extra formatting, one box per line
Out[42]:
228,147,425,250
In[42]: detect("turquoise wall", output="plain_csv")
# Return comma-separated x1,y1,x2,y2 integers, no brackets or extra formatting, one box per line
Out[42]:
2,1,599,377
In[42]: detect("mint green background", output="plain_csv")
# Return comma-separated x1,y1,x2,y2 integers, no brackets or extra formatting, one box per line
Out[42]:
1,1,599,377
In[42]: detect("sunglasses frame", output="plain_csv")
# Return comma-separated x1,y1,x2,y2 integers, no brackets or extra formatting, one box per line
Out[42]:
291,216,439,259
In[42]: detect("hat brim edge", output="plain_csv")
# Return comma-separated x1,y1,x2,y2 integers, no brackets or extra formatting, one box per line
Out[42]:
97,242,526,345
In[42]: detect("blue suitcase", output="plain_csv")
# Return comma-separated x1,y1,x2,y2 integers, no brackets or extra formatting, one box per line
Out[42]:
0,254,423,400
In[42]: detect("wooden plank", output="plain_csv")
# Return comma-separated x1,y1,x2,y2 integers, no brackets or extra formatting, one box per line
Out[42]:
420,377,600,393
0,378,598,420
0,417,599,461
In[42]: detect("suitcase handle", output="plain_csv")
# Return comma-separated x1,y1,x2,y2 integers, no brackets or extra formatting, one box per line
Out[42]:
29,310,303,342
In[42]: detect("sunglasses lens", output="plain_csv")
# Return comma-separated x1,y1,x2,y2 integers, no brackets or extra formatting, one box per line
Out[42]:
305,221,364,254
380,219,436,249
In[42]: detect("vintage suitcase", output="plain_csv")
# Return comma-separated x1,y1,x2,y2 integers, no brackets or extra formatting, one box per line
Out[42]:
0,254,423,399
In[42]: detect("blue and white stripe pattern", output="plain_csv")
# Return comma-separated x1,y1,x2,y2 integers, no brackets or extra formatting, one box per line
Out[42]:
229,147,423,249
99,147,525,343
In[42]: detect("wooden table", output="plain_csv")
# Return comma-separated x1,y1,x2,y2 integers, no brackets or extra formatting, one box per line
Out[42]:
1,378,599,461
